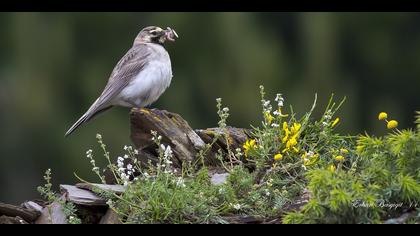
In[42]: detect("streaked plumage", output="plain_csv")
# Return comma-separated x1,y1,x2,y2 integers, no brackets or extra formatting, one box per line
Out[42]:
65,26,178,137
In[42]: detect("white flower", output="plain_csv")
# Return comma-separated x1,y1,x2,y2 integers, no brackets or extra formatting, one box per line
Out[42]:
96,134,102,139
123,145,128,151
127,164,133,170
271,123,279,127
275,93,284,102
176,177,186,188
134,177,139,181
117,156,124,162
275,94,284,107
92,167,99,172
123,154,129,159
218,188,225,194
134,149,139,155
265,189,270,196
232,203,242,210
264,100,270,107
322,121,328,127
222,107,229,112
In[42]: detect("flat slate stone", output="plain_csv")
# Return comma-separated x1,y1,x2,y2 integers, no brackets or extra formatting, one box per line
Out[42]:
99,208,121,224
35,199,67,224
75,183,126,195
22,201,44,214
60,185,106,206
211,173,229,185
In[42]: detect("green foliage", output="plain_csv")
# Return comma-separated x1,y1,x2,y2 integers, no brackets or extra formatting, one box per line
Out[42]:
37,169,81,224
40,85,419,224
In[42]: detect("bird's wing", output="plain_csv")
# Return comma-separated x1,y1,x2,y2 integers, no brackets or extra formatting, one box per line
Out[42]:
82,44,151,119
96,44,151,108
65,44,151,137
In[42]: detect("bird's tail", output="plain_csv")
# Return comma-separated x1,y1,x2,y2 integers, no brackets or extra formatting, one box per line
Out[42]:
65,102,113,137
65,113,88,137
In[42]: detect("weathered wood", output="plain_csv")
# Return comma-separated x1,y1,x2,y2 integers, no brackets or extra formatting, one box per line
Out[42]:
60,185,106,206
0,202,40,222
130,108,252,167
130,108,206,167
75,183,126,195
0,215,28,224
195,127,252,152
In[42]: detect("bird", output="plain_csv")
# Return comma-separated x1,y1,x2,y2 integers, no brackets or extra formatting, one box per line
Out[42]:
65,26,178,137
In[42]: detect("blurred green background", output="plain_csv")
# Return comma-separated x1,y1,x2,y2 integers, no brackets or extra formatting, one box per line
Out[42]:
0,12,419,203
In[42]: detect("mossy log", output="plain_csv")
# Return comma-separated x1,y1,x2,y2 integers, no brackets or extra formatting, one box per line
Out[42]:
130,108,252,167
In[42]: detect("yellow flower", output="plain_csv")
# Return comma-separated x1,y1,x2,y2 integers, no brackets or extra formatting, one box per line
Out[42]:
291,123,301,134
356,145,364,153
334,155,345,162
328,164,336,173
283,121,288,130
286,137,297,149
243,139,256,157
378,112,388,121
387,120,398,129
302,152,319,166
340,148,349,154
331,117,340,127
264,111,274,125
274,153,283,161
282,122,290,143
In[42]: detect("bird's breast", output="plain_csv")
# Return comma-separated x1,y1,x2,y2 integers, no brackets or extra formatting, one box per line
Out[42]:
117,51,173,108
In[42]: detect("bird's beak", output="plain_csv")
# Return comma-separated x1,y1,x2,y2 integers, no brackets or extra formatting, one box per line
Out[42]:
165,27,178,42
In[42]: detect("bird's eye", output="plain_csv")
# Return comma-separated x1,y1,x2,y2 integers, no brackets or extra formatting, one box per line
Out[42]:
150,31,158,36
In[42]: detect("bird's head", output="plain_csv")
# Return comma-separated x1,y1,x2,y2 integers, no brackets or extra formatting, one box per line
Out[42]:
134,26,178,45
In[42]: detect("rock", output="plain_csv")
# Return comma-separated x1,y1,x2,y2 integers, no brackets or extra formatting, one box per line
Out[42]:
99,208,121,224
60,185,106,206
35,199,67,224
211,173,229,185
75,183,126,195
22,201,44,214
384,211,416,224
0,202,40,222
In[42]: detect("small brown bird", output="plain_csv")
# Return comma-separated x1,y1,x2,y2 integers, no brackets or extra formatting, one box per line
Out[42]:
65,26,178,136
